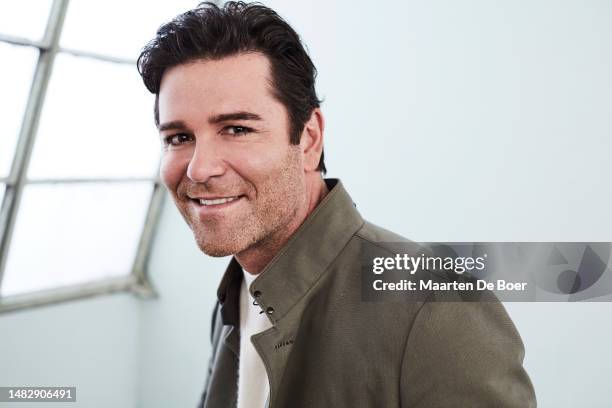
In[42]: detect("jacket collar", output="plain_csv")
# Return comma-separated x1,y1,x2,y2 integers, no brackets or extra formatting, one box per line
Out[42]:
216,178,364,326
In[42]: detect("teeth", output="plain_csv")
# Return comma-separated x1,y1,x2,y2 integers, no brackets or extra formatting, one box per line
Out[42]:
199,196,239,206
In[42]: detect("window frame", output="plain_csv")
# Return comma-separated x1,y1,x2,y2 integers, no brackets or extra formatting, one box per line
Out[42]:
0,0,164,313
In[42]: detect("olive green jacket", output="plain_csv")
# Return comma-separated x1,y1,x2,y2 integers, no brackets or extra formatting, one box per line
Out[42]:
198,179,536,408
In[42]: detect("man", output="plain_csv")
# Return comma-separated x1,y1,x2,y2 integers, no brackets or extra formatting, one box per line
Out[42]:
138,2,536,407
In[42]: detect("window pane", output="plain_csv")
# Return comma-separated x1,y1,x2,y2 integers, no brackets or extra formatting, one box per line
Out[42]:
1,182,153,297
0,43,38,177
0,1,52,41
28,53,159,180
61,0,199,60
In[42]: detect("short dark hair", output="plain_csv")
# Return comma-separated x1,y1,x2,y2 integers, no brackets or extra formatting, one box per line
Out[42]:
137,1,326,173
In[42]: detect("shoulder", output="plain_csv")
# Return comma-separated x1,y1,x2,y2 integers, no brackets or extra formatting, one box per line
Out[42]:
355,220,412,244
353,221,431,261
324,219,536,405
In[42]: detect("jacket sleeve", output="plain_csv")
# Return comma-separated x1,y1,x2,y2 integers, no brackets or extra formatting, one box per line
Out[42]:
197,301,222,408
400,297,536,407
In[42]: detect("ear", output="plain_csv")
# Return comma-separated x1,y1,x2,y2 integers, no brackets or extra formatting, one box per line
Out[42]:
300,108,325,172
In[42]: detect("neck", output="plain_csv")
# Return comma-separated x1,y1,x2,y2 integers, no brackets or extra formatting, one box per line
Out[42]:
236,177,329,274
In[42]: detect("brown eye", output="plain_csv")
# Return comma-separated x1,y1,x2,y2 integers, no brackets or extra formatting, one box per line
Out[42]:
164,133,193,146
223,126,253,136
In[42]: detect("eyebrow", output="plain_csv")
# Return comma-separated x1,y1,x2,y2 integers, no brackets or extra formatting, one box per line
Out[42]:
158,120,188,132
209,111,263,124
158,111,263,132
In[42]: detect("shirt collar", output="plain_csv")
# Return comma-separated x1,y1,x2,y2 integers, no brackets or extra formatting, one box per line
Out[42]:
216,178,364,326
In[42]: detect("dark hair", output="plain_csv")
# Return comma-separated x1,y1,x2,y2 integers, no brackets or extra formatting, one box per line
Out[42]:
137,1,326,173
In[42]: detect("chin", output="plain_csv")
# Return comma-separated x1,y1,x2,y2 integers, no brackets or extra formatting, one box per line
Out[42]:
194,231,253,257
189,217,267,258
195,240,237,257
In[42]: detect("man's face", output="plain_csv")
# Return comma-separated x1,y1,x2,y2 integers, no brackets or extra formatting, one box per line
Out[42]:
157,53,307,257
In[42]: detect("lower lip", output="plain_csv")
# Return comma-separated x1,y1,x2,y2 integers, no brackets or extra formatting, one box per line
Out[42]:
192,196,245,216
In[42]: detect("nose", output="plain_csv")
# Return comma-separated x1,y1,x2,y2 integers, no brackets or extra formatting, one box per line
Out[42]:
186,137,226,183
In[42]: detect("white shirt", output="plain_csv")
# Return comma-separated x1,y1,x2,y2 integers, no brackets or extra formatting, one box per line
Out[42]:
237,269,273,408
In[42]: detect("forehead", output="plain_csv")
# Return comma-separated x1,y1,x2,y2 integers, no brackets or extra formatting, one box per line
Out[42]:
158,53,281,123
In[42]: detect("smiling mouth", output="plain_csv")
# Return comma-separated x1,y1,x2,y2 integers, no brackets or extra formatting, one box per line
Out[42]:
191,195,245,207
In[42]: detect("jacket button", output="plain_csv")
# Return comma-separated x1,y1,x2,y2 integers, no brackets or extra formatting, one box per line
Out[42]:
253,290,262,298
266,306,274,314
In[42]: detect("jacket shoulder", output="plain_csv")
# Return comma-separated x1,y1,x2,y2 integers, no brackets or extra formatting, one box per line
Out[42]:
355,220,430,256
356,220,411,244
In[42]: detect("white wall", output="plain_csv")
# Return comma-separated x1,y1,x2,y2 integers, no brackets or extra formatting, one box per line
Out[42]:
0,294,139,408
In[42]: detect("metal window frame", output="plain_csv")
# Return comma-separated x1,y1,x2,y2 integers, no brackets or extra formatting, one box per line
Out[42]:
0,0,164,313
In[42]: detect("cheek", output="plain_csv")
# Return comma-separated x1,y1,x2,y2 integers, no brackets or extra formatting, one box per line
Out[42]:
233,143,293,177
159,152,189,190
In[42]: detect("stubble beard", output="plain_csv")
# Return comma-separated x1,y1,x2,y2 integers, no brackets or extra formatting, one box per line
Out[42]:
178,148,305,258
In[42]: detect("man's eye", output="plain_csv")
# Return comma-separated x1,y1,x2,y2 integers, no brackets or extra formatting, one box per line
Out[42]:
163,133,193,147
223,126,253,136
